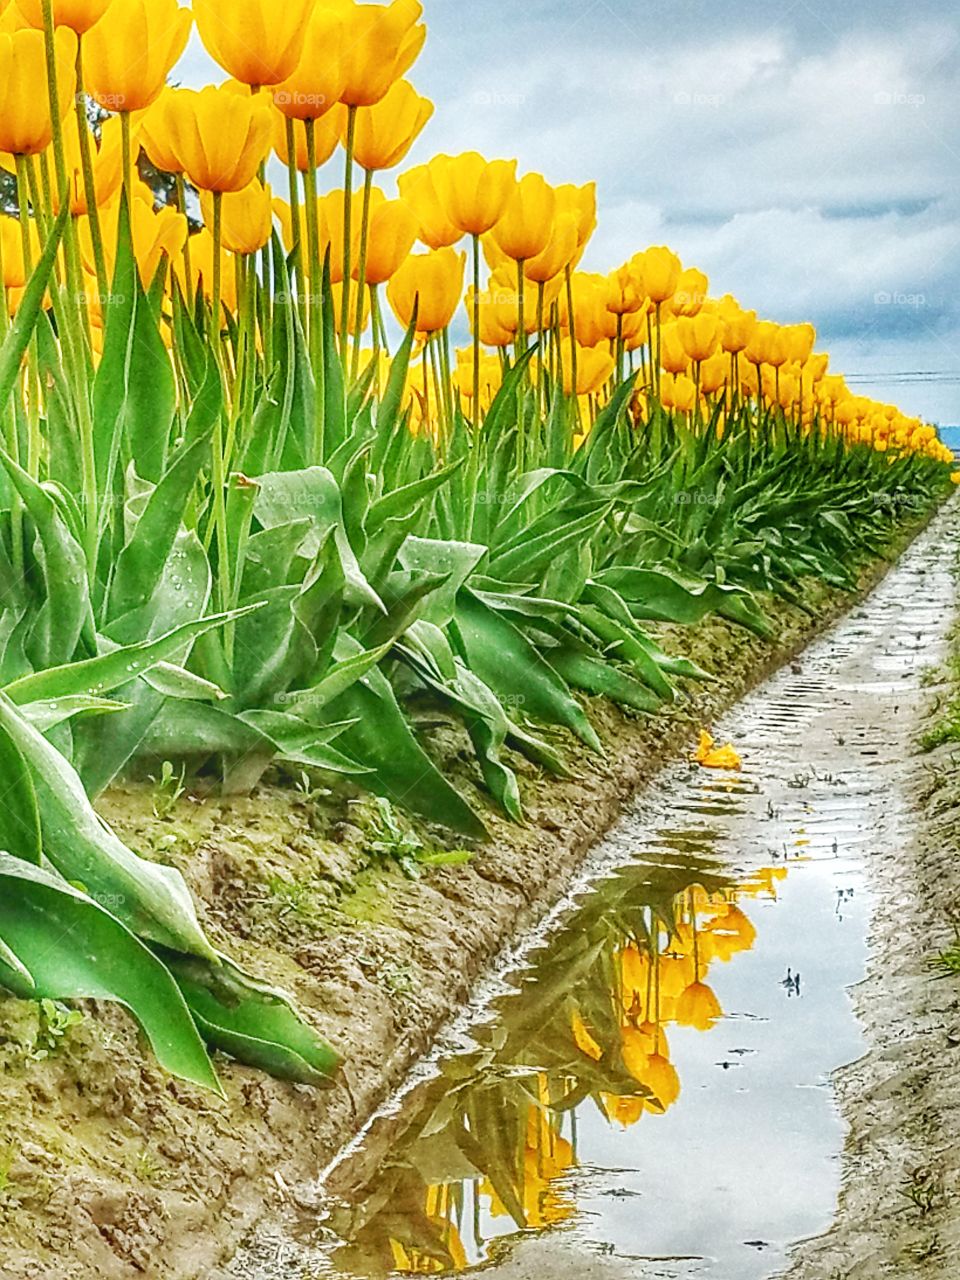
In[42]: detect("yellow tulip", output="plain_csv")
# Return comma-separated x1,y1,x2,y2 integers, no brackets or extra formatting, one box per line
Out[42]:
718,298,757,354
146,86,274,193
489,172,556,263
694,729,742,770
784,321,816,364
272,5,346,121
194,0,315,89
361,196,419,284
452,347,502,403
700,351,728,396
84,0,191,114
677,312,722,363
563,342,614,396
525,213,579,284
645,1052,681,1110
554,180,597,251
318,188,365,281
670,267,708,317
465,284,515,347
0,212,38,287
675,980,723,1031
272,108,343,173
745,320,789,368
334,0,426,108
605,263,645,315
201,180,273,256
350,79,433,171
642,245,682,304
659,323,690,376
0,27,76,157
428,152,517,238
387,246,464,334
15,0,112,33
397,163,463,249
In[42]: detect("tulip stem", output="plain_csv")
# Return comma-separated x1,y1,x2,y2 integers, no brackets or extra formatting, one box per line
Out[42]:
471,233,481,423
350,167,374,383
120,111,133,205
515,259,525,357
210,190,231,619
174,175,194,311
565,264,580,428
339,104,358,368
73,41,109,307
285,119,307,331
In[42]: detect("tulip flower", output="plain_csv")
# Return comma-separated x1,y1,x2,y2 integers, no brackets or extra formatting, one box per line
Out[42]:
194,0,315,89
84,0,191,114
350,80,433,172
489,172,556,265
387,246,464,335
784,321,816,364
718,297,757,355
563,342,614,397
659,324,689,376
675,980,723,1031
273,6,346,122
745,320,789,369
642,246,682,305
671,267,708,317
271,110,342,176
15,0,112,33
335,0,426,109
645,1052,681,1110
428,152,517,238
201,180,273,257
397,164,463,249
146,87,274,194
524,215,579,285
0,27,76,156
677,313,722,364
694,729,742,770
554,181,597,252
361,197,419,285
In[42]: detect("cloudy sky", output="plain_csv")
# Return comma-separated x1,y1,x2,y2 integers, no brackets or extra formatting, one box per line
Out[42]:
183,0,960,423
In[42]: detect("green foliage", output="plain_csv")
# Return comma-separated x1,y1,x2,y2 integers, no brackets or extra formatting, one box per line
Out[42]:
0,244,951,1093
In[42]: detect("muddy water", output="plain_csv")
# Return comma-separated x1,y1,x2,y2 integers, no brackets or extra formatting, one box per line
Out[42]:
233,506,957,1280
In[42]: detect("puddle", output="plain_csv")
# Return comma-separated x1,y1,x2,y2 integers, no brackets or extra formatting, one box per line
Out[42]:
230,505,958,1280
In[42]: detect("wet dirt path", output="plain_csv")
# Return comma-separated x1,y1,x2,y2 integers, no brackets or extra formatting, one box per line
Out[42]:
227,502,959,1280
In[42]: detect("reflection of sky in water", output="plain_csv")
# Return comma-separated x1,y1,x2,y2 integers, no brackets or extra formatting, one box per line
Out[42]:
569,858,870,1277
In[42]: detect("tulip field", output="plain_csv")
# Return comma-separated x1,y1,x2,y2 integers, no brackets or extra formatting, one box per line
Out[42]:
0,0,954,1099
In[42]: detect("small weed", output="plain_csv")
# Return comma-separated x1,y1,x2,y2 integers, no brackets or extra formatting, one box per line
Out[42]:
899,1168,943,1215
365,799,472,880
30,999,83,1060
266,877,325,924
134,1147,167,1185
930,930,960,977
149,761,186,819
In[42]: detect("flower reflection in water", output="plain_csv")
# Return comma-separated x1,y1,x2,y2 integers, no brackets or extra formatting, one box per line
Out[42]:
324,852,788,1276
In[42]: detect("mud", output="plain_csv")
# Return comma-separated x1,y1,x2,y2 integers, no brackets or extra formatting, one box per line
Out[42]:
0,507,949,1280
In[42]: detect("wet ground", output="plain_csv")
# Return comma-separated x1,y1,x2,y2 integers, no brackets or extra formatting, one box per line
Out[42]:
229,504,958,1280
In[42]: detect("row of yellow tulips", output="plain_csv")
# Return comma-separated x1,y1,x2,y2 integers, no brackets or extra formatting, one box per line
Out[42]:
0,0,948,471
